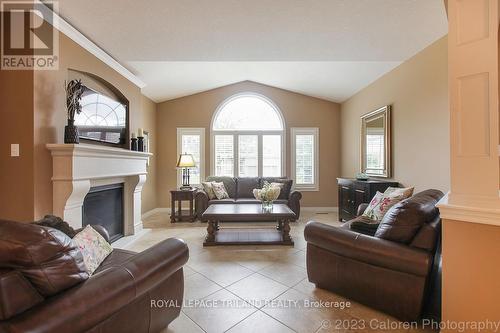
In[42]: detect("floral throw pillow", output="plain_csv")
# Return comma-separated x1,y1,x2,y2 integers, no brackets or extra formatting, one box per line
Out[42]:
362,191,405,221
72,225,113,275
202,181,217,199
362,192,385,220
211,181,229,199
384,186,414,199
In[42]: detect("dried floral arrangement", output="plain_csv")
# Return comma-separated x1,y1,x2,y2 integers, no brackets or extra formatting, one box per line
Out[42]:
253,181,281,202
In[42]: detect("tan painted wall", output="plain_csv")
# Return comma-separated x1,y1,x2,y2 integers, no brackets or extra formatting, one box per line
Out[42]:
0,69,35,222
340,36,450,193
31,32,157,218
442,220,500,329
156,81,341,208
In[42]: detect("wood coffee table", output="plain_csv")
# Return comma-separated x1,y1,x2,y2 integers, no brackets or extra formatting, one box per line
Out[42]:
202,203,296,246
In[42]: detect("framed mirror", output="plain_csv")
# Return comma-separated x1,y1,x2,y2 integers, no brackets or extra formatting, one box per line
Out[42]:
360,105,391,178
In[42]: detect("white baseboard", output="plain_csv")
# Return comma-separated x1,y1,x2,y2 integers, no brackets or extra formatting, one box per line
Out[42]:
141,208,170,219
302,207,338,213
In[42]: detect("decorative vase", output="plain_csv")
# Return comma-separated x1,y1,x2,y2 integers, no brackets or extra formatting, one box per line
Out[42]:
64,119,79,144
261,200,273,212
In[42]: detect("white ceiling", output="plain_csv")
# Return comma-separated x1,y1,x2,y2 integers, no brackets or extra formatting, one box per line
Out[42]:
55,0,448,103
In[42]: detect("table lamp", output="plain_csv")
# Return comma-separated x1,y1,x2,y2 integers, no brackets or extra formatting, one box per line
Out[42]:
176,153,196,190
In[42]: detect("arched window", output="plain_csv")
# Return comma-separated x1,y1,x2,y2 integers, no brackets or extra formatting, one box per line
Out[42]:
211,93,285,177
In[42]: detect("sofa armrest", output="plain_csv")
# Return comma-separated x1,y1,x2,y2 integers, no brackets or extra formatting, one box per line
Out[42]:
195,190,209,219
3,238,189,333
120,238,189,296
304,221,431,277
357,203,369,216
288,190,302,219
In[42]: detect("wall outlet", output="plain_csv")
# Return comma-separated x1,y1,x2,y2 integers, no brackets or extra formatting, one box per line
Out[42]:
10,144,19,157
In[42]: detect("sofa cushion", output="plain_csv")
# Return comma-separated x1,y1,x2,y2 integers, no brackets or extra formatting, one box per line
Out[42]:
212,182,230,199
261,178,292,199
206,176,237,198
94,249,136,274
0,269,44,320
374,189,444,244
0,220,88,297
237,177,260,198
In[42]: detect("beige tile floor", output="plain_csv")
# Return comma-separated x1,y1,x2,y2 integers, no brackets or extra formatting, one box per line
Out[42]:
122,211,435,333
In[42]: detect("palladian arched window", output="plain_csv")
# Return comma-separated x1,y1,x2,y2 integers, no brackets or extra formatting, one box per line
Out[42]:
211,93,285,177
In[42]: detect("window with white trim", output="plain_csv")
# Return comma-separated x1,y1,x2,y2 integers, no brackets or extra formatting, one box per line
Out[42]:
291,128,319,191
177,128,205,187
211,93,285,177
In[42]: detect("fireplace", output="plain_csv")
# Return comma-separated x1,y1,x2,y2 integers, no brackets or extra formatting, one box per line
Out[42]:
83,183,124,243
47,143,151,238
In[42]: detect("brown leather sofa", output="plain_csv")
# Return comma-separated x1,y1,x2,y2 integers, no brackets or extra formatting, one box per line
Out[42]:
304,189,443,321
195,176,302,221
0,220,189,333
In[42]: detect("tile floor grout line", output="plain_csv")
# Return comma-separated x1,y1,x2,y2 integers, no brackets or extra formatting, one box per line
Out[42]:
180,309,209,333
259,309,300,333
221,308,260,333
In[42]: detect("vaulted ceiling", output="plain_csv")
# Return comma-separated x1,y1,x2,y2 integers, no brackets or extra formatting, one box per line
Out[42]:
55,0,448,103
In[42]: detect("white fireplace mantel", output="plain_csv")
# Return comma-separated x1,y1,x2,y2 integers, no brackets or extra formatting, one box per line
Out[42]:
46,144,152,236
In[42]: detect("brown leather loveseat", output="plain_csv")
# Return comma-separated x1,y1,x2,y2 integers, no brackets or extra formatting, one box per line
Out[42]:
0,219,189,333
304,189,443,321
195,176,302,220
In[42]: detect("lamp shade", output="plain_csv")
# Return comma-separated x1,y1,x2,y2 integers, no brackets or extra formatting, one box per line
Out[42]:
176,153,196,168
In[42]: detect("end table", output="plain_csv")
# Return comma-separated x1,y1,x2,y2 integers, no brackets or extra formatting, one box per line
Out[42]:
170,188,197,222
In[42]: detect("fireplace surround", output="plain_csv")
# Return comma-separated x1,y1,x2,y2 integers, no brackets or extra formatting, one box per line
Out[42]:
47,144,151,236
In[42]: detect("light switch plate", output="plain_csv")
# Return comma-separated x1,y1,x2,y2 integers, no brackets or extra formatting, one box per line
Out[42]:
11,144,19,157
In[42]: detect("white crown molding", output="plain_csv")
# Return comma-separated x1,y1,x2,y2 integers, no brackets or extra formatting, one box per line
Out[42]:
36,1,146,88
437,192,500,227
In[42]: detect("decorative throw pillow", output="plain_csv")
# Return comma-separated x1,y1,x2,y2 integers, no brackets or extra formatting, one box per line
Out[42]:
211,181,229,199
384,186,414,199
202,181,217,199
363,191,406,221
362,191,385,220
72,225,113,275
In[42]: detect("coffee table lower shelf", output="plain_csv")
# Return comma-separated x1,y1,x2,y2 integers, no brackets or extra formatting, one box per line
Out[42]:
203,228,294,246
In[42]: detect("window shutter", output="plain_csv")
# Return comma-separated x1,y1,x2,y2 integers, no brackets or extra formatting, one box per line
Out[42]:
214,135,234,176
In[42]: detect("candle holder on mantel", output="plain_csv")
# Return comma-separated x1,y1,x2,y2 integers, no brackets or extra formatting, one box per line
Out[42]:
131,134,138,151
137,136,144,152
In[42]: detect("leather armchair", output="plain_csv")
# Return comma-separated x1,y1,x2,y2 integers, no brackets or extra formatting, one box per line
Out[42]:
0,221,189,333
304,189,443,322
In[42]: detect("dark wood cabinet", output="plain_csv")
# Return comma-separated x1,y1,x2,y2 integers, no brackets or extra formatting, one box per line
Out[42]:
337,178,399,221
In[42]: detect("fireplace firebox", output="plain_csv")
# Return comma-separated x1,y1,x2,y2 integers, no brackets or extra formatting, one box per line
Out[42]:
83,183,124,242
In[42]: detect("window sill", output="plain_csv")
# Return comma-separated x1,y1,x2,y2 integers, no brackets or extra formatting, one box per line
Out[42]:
294,186,319,192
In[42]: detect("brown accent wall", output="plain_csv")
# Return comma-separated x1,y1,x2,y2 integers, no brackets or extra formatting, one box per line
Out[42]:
340,36,450,193
156,81,341,208
0,69,35,222
0,31,158,222
33,32,157,218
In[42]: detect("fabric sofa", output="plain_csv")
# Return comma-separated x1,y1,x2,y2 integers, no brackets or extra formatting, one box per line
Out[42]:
195,176,302,221
0,220,189,333
304,189,443,321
